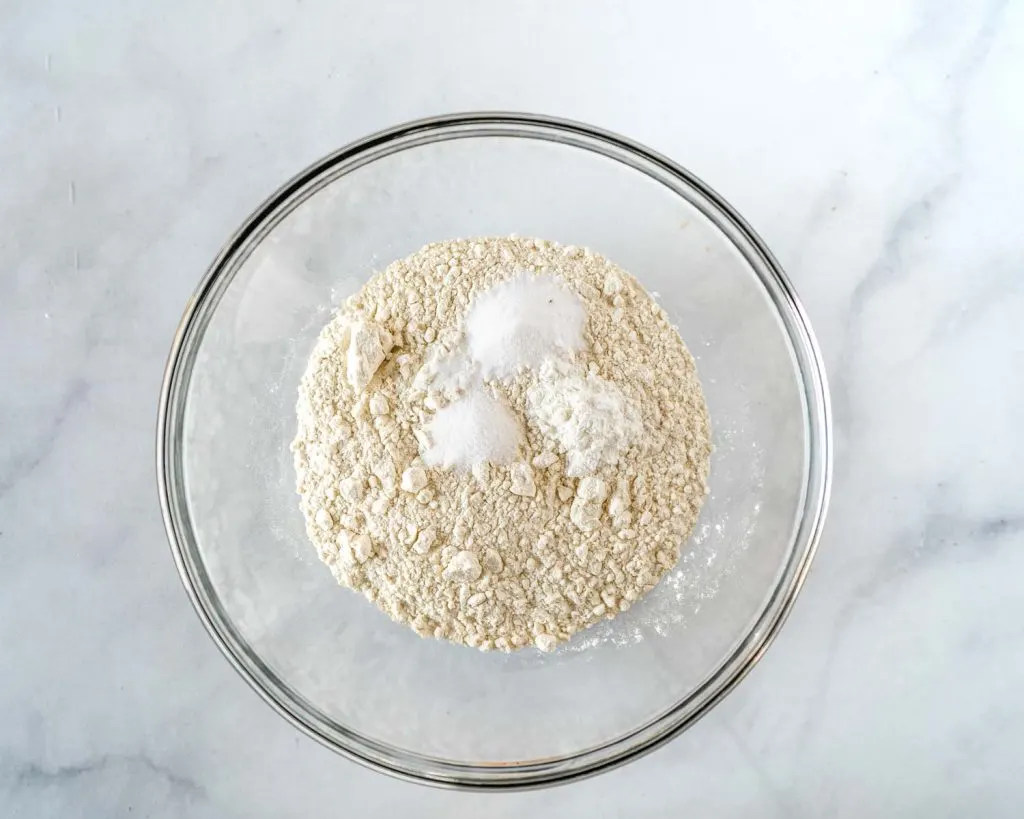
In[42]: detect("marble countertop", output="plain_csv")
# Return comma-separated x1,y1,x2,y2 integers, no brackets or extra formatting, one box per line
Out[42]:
3,0,1022,815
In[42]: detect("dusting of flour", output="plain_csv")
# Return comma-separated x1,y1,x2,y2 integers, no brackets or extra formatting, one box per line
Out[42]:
526,358,643,477
291,236,711,652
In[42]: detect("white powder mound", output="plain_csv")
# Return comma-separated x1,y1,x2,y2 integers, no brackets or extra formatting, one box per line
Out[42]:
526,360,643,477
465,272,586,379
422,389,523,470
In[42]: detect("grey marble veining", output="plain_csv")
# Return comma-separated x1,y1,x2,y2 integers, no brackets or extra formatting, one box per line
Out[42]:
2,0,1022,815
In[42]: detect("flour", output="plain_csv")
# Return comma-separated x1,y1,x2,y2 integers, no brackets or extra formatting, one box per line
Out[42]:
526,359,642,477
292,236,711,652
344,320,392,393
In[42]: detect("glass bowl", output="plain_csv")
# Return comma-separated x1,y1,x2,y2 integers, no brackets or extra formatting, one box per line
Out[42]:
157,113,831,789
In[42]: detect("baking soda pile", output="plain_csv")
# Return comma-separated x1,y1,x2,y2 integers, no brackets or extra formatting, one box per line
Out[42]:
292,236,711,652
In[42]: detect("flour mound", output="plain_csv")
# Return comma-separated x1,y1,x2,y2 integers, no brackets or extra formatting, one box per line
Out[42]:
291,236,711,652
526,360,642,477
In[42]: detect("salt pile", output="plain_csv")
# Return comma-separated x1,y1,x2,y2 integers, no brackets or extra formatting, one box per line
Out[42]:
465,273,586,378
421,388,524,470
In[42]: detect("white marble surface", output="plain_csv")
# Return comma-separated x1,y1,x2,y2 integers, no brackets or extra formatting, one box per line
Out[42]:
3,0,1022,815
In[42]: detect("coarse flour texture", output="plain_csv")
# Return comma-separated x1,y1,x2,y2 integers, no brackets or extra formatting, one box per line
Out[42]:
292,237,711,652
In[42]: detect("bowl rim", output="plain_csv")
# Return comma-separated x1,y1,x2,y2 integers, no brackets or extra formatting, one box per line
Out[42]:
156,111,833,790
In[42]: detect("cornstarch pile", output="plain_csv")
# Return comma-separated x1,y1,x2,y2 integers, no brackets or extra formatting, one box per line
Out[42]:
292,236,711,652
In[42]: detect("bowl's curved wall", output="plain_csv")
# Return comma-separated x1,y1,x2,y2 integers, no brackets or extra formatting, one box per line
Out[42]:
158,114,831,789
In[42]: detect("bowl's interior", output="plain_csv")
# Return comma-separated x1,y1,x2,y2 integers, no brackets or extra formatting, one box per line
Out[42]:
176,132,808,767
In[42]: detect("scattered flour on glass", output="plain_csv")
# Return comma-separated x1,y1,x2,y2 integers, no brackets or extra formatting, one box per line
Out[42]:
291,236,712,652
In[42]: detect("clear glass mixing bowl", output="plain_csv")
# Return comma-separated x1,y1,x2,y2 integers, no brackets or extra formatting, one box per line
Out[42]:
157,113,831,789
